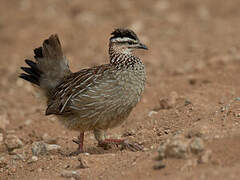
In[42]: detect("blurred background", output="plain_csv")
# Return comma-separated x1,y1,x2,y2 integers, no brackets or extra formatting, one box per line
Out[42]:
1,0,240,179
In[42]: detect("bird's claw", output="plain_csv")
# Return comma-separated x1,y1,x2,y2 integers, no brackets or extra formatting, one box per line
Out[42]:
120,140,143,152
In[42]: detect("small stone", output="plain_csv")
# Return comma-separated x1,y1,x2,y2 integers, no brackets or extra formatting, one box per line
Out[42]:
166,135,190,159
157,142,167,160
28,156,38,163
11,154,25,161
5,134,23,151
0,112,9,129
184,100,192,106
199,149,212,164
159,99,171,109
32,141,47,156
24,119,32,126
0,133,6,153
76,157,88,169
42,133,58,144
0,133,3,142
45,144,61,152
61,170,81,180
148,111,158,117
169,91,178,107
32,141,61,156
181,158,198,171
190,137,205,154
153,161,165,170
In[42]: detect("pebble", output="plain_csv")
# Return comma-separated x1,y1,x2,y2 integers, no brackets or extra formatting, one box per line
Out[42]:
157,135,207,160
76,157,88,169
166,135,190,159
61,170,81,180
46,144,61,152
0,112,10,129
32,141,61,156
32,141,47,156
153,161,165,170
0,133,7,153
0,133,3,142
11,153,25,161
42,133,58,144
190,137,205,154
199,149,212,164
158,142,167,159
24,119,32,126
28,156,38,164
5,134,23,151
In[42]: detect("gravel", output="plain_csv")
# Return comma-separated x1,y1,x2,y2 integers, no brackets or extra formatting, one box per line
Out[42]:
190,137,205,154
157,134,208,161
32,141,61,156
5,134,23,151
61,170,81,180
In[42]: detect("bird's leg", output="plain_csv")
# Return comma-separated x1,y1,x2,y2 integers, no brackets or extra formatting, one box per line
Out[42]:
93,129,143,152
70,132,84,156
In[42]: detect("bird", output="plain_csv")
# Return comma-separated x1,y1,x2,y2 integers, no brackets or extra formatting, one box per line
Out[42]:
19,28,148,155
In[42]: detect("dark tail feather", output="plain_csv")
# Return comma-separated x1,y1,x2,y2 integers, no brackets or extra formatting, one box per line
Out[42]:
19,59,42,86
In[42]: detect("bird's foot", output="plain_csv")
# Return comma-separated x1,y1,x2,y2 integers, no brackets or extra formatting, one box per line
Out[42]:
98,139,143,152
69,133,84,156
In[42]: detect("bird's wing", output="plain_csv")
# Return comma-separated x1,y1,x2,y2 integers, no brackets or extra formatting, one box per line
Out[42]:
45,64,119,115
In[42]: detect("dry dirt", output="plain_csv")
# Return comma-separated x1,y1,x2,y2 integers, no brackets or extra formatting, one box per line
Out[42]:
1,0,240,179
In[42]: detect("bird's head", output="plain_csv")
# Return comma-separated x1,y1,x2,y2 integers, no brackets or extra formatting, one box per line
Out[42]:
109,28,148,54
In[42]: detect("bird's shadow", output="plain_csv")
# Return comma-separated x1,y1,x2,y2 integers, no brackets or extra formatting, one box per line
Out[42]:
58,145,124,157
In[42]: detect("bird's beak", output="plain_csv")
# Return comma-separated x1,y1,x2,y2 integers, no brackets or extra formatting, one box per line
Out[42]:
137,43,148,50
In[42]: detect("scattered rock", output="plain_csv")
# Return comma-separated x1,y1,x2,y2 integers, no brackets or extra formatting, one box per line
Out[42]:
11,153,25,161
32,141,61,156
157,91,178,110
185,129,203,138
46,144,61,152
31,141,47,156
0,112,9,129
159,99,171,109
157,141,167,160
199,149,212,164
153,160,165,170
122,129,136,137
76,157,89,169
147,111,158,117
5,134,23,151
42,133,58,144
24,119,32,126
157,135,208,161
190,137,205,154
0,133,3,142
28,156,38,164
61,170,81,180
184,100,192,106
0,157,7,168
181,158,198,171
0,133,7,153
188,77,197,85
166,135,190,159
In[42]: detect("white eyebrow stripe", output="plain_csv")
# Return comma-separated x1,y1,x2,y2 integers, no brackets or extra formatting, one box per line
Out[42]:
111,37,137,43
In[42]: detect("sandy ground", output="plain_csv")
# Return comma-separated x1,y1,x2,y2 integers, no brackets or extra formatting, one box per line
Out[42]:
1,0,240,179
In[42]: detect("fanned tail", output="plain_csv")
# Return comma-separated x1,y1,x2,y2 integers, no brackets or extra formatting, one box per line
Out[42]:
19,34,71,96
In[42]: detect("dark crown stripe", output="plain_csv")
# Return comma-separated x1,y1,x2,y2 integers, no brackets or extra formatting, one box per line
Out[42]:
110,28,138,41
